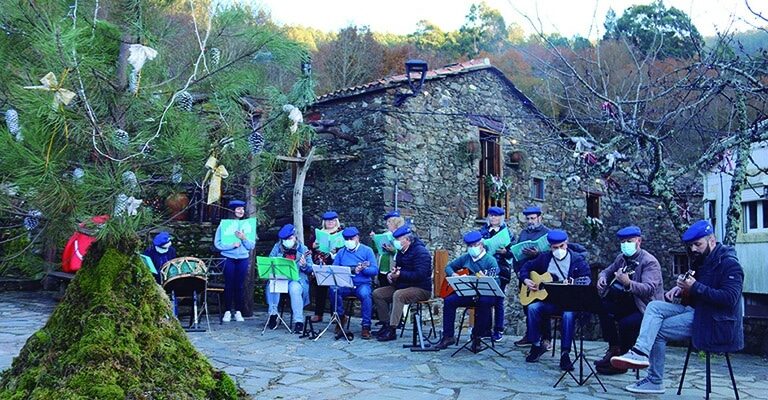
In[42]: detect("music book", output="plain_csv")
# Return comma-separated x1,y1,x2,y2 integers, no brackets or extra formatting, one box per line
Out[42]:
315,228,344,253
372,231,394,254
510,234,550,261
483,227,512,254
219,218,258,246
256,256,299,281
139,254,157,274
446,275,505,298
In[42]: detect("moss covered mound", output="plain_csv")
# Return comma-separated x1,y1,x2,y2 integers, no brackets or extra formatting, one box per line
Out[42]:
0,243,246,400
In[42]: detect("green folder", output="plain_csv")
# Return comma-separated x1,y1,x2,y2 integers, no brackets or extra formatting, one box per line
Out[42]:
483,227,512,254
256,256,299,281
372,231,395,255
510,234,551,262
139,254,157,274
315,228,344,253
220,218,258,246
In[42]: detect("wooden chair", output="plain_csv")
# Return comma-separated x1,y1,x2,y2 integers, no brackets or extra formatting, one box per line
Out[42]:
677,343,739,400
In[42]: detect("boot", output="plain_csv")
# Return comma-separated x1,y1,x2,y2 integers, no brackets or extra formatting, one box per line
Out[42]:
374,323,391,337
361,326,372,340
433,336,456,350
595,345,622,368
377,326,397,342
335,315,348,335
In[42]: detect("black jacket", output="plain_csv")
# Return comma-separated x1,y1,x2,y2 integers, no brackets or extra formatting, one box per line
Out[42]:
393,237,432,292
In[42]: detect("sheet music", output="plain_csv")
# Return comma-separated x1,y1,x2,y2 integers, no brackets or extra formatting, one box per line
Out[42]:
446,276,505,298
312,265,354,288
269,279,289,293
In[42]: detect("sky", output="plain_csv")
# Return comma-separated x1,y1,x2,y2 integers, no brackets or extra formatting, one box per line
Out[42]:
230,0,762,39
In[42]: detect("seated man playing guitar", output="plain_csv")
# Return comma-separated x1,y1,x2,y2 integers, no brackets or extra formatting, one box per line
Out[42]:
433,231,499,350
520,229,590,371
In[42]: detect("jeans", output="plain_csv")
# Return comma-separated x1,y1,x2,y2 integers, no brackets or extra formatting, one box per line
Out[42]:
633,300,693,384
334,284,373,328
442,294,494,339
527,301,575,353
372,286,432,326
493,275,509,333
223,257,249,312
266,280,305,324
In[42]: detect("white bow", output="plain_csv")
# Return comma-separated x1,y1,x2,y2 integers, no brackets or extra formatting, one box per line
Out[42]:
115,194,142,217
570,136,593,152
605,151,625,168
282,104,303,133
23,72,77,107
127,44,158,72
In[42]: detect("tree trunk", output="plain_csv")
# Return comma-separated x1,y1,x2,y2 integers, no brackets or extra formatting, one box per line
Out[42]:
723,97,751,246
293,147,316,243
242,155,259,318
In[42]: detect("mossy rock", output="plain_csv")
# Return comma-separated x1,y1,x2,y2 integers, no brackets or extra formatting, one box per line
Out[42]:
0,242,248,400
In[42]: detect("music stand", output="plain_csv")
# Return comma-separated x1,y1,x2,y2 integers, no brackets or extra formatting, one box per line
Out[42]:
447,275,506,357
543,283,607,392
257,257,298,335
312,265,354,342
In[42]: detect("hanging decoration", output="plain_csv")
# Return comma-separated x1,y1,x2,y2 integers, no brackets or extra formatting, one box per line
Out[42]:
72,167,85,184
210,47,221,66
23,210,43,231
128,69,139,94
484,175,509,201
122,171,138,190
248,130,264,154
605,150,626,168
203,156,228,204
570,136,594,152
114,193,142,217
282,104,303,133
5,108,22,141
126,44,158,94
23,72,77,108
171,163,183,184
114,129,129,148
177,91,193,112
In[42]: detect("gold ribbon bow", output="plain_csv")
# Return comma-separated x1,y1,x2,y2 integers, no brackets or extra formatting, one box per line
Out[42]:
23,72,77,108
204,156,229,204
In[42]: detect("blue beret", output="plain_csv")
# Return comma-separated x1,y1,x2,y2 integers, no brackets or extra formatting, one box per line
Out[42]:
616,226,642,239
153,231,171,246
228,200,246,209
383,210,401,220
322,211,339,220
681,220,713,242
547,230,568,244
487,206,504,216
342,226,359,239
278,224,296,239
522,206,542,216
463,231,483,244
392,225,412,238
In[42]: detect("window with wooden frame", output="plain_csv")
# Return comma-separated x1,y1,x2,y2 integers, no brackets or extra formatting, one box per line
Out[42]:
670,251,690,277
530,177,545,200
705,200,717,232
586,192,601,218
477,129,507,218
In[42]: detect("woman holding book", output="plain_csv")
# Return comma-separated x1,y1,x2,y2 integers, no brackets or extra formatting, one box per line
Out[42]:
369,210,405,288
309,211,344,322
266,224,313,333
214,200,256,323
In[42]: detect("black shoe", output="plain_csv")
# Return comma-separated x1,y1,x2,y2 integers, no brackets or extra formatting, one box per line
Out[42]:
560,353,574,371
514,336,533,347
267,314,278,329
376,326,397,342
293,322,304,334
596,364,628,375
525,345,547,363
433,336,456,350
374,323,391,338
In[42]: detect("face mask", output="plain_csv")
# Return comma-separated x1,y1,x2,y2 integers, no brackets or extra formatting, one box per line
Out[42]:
468,246,483,258
344,240,357,250
620,242,638,257
393,240,404,251
552,248,567,260
282,239,295,249
155,246,169,254
527,222,541,231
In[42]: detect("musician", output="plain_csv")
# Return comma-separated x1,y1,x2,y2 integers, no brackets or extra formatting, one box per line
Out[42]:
479,206,516,342
143,231,177,284
372,225,432,342
434,231,499,350
520,229,590,371
214,200,256,323
266,224,314,334
309,211,344,323
611,220,744,394
332,227,379,339
369,210,405,289
594,226,663,375
513,206,550,348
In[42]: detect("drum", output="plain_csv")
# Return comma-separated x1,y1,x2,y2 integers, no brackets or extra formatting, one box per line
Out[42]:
161,257,207,296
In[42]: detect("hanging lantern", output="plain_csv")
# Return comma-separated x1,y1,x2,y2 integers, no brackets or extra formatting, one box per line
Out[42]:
114,129,129,148
122,171,138,190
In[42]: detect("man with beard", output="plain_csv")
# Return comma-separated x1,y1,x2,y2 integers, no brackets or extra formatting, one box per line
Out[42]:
610,220,744,394
513,206,550,348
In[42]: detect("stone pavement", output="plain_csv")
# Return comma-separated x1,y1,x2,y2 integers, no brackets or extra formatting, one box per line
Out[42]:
2,291,767,399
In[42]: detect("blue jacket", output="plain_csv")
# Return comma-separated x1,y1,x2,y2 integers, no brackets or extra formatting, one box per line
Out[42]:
445,251,499,285
214,219,256,259
333,243,379,287
689,243,744,352
268,241,313,306
142,245,177,284
520,248,591,284
392,237,432,292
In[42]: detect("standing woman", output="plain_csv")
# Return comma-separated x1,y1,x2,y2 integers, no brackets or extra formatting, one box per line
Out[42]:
370,210,405,288
309,211,344,323
215,200,256,322
266,224,313,333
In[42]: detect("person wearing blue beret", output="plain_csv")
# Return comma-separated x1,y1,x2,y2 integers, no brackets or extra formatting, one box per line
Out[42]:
513,206,551,348
214,200,257,322
433,230,500,350
612,220,744,395
332,226,379,339
142,231,177,284
308,211,344,323
373,224,433,342
264,224,314,333
592,226,664,375
519,229,591,371
478,206,516,342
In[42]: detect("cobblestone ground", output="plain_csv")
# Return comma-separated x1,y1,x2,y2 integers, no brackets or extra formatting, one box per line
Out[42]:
1,291,766,399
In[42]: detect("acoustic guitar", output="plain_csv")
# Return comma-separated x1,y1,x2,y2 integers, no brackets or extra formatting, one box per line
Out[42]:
519,271,553,306
439,268,469,298
672,270,696,306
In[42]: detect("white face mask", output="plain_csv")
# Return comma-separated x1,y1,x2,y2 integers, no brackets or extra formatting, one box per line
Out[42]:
344,240,357,250
552,248,567,260
155,246,169,254
621,242,638,257
282,239,295,249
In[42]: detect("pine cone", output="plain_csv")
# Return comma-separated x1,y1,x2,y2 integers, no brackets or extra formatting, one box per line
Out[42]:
248,130,264,154
210,48,221,66
114,129,130,148
5,108,22,141
177,91,193,112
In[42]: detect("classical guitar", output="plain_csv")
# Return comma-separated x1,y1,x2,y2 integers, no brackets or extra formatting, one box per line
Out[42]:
599,260,638,299
439,268,469,298
519,271,554,306
672,270,696,306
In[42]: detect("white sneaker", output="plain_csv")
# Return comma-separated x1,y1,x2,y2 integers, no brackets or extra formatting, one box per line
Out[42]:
611,349,650,369
222,311,232,322
234,311,244,322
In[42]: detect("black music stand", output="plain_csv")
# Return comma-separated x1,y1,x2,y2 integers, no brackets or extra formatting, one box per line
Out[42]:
544,283,607,392
312,265,354,343
447,275,506,357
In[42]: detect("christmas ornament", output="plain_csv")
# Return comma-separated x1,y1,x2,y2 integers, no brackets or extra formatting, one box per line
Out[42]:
23,210,42,231
72,167,85,184
23,72,77,108
114,194,142,217
210,47,221,66
5,108,22,141
177,91,193,112
203,156,228,204
114,129,129,148
248,130,264,154
127,44,158,72
171,163,183,184
282,104,303,133
122,171,138,190
128,69,139,94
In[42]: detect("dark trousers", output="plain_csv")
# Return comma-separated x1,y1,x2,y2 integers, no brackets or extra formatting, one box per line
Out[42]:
311,278,329,316
443,293,494,339
597,292,642,352
223,257,249,312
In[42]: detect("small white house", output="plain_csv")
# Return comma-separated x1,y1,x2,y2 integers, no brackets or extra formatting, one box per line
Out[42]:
703,141,768,318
